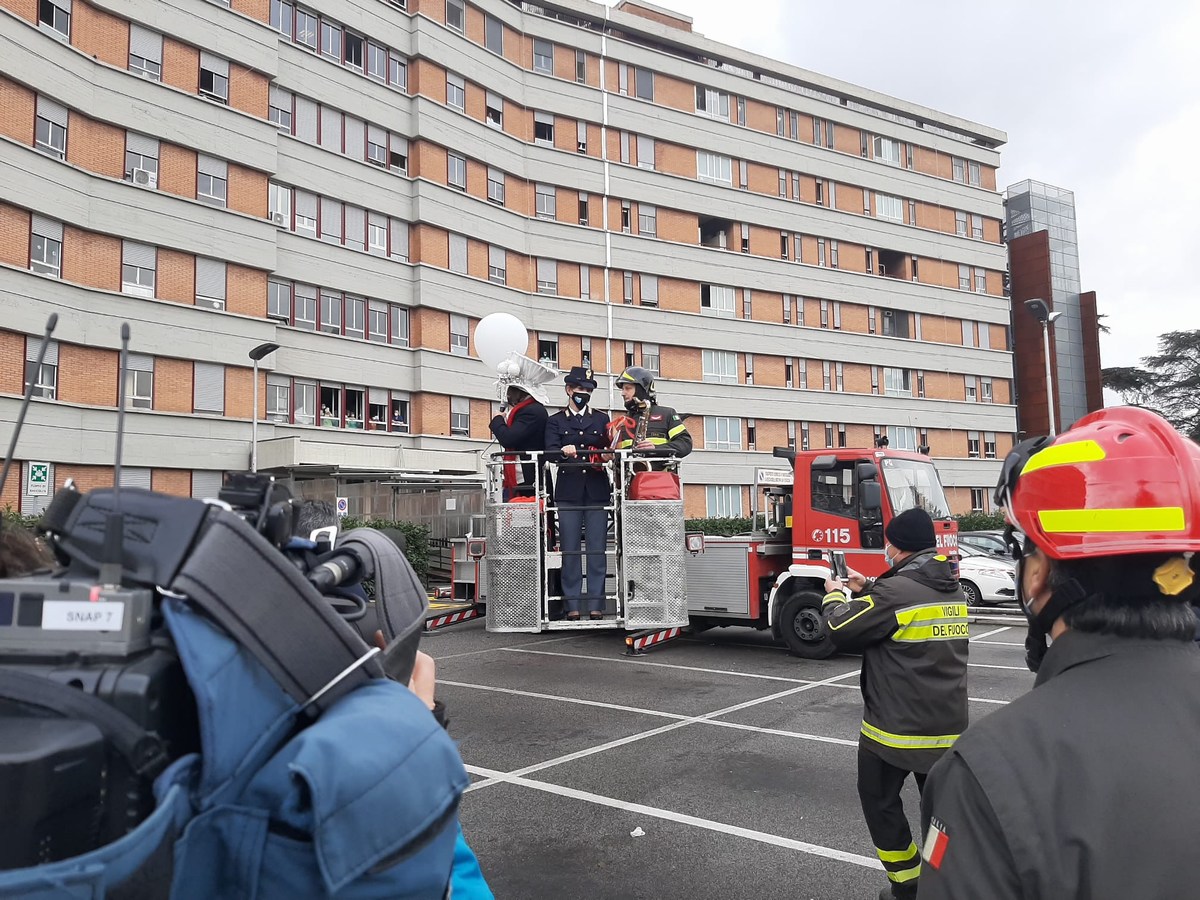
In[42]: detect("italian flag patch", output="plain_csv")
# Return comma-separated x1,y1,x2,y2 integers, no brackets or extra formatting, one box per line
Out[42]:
923,818,949,869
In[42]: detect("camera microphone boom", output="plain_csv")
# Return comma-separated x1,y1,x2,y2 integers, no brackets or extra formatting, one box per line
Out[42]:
0,314,57,501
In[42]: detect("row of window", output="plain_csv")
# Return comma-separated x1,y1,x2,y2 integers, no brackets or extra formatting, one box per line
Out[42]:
266,375,412,432
18,202,1000,368
267,279,410,345
435,2,991,191
426,56,994,247
268,87,408,173
32,95,234,207
270,0,408,92
268,183,410,259
26,215,234,309
697,349,997,401
20,340,995,454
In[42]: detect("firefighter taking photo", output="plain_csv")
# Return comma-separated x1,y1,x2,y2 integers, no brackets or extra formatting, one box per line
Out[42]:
821,507,968,900
917,406,1200,900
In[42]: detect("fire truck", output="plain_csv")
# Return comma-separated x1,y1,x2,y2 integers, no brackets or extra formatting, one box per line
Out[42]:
678,446,959,658
434,446,957,657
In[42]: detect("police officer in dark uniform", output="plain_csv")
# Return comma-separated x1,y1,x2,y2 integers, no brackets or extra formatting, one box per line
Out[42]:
918,406,1200,900
545,367,611,621
612,367,692,465
821,508,968,900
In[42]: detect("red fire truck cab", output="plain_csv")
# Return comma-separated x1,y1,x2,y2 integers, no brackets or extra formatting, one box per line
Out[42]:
683,446,958,658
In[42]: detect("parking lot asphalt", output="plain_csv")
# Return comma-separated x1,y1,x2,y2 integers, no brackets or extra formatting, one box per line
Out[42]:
424,620,1033,900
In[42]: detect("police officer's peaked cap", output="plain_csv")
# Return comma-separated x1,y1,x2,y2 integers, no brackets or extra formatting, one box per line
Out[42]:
564,366,598,389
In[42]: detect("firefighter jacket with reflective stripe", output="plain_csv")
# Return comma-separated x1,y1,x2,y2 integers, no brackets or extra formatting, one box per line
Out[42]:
614,404,693,465
918,631,1200,900
822,550,968,772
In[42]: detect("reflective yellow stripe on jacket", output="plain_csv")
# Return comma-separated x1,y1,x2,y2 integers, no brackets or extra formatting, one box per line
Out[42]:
891,602,968,643
861,720,960,750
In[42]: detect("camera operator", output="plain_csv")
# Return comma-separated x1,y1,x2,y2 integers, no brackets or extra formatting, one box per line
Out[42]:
295,501,493,898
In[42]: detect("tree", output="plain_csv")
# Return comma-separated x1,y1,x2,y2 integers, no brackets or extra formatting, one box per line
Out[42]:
1102,330,1200,441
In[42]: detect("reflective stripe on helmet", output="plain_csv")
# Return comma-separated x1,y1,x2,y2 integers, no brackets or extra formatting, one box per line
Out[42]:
1038,506,1187,534
1021,439,1106,475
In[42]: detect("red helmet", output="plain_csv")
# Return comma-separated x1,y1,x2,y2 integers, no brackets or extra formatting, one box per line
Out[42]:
997,407,1200,560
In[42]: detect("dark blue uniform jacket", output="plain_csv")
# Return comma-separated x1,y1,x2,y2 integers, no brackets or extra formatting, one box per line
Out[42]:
545,407,612,505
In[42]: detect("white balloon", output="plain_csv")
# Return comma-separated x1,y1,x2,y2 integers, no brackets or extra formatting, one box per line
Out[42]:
474,313,528,370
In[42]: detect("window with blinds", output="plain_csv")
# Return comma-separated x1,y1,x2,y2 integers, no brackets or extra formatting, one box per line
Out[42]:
195,258,226,309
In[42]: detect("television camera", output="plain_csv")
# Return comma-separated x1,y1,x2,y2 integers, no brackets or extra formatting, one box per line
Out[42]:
0,319,418,872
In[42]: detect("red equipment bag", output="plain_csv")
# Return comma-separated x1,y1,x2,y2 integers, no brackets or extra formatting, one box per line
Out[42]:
629,471,681,501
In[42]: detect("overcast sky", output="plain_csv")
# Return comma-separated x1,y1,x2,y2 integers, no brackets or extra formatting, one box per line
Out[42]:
649,0,1200,370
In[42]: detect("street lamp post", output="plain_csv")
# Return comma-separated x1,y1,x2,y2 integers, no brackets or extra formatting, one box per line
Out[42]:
1024,299,1063,436
248,342,280,472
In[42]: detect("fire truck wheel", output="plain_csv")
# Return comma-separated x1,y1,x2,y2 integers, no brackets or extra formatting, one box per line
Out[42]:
779,591,835,659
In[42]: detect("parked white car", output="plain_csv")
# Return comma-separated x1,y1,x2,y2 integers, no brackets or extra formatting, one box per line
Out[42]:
957,545,1017,606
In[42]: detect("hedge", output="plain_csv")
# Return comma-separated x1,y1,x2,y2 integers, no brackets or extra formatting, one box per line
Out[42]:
953,511,1006,532
684,516,765,536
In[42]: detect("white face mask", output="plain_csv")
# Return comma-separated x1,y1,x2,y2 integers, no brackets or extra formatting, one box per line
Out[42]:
884,544,899,567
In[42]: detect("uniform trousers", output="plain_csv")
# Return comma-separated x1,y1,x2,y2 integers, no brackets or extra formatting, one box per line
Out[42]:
556,505,609,613
857,745,926,896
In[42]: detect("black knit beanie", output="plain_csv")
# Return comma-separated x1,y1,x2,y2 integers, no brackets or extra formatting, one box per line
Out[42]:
885,508,936,552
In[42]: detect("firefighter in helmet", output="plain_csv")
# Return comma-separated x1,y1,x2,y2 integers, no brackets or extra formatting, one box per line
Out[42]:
611,367,692,468
918,406,1200,899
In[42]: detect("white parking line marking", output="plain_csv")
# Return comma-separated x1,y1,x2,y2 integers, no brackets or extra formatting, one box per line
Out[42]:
970,626,1011,641
503,647,816,684
464,765,881,871
442,679,861,747
431,634,582,661
969,662,1032,671
440,680,689,721
973,640,1026,647
502,648,1022,699
467,667,864,792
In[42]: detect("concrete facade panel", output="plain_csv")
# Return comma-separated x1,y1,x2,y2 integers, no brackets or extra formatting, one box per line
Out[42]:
0,140,277,269
1,269,277,366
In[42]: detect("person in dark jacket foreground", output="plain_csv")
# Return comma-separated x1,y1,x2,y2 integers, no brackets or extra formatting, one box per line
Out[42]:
917,406,1200,900
821,507,967,900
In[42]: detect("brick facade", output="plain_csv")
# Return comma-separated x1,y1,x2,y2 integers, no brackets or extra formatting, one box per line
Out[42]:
152,468,193,496
72,0,129,68
65,113,125,180
58,345,117,406
0,331,25,394
62,227,120,291
0,203,30,267
0,76,35,146
154,358,193,413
